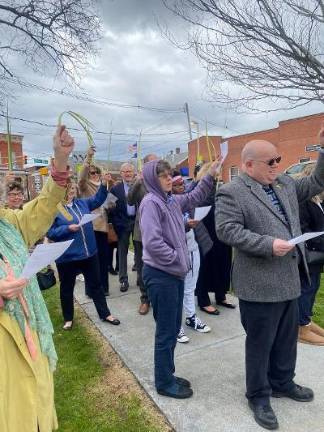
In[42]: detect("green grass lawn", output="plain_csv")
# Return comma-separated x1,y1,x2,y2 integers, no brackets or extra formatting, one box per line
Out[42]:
43,286,169,432
313,277,324,328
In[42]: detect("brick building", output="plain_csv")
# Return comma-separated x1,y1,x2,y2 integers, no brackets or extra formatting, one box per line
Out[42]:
0,133,24,170
188,112,324,182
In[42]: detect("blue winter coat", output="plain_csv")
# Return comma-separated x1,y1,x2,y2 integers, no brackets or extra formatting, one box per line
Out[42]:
47,184,108,263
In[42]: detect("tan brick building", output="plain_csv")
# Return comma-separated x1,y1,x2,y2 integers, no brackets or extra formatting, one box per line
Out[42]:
188,112,324,182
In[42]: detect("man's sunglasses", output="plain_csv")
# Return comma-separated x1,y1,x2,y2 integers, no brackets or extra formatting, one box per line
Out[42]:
90,171,99,175
254,156,281,166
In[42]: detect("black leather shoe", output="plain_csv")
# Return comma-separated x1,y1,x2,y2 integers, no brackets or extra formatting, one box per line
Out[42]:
157,383,193,399
200,306,220,315
102,317,120,325
109,269,118,276
248,401,279,430
175,376,191,387
272,384,314,402
120,281,129,292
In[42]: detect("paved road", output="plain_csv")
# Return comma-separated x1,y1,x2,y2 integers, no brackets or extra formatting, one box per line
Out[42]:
74,256,324,432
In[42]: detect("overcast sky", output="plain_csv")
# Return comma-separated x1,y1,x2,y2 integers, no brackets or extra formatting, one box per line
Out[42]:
2,0,323,163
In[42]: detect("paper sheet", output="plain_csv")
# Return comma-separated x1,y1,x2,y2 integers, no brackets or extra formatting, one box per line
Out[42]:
21,240,74,279
78,213,100,226
220,141,228,162
288,231,324,246
194,206,211,221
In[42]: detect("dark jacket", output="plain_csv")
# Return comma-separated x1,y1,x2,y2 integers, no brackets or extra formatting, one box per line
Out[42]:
47,184,108,263
127,179,147,242
109,182,135,236
299,198,324,272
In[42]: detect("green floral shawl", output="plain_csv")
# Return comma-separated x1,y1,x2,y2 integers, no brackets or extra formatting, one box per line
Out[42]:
0,219,57,371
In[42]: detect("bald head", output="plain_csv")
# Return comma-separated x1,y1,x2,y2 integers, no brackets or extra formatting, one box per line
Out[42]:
241,139,281,185
241,140,277,163
143,153,158,164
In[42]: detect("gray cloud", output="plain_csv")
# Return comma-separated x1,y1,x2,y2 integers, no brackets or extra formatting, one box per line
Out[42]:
1,0,323,164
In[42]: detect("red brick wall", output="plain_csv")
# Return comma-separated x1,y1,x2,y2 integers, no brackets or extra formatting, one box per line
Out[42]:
188,112,324,182
0,133,23,170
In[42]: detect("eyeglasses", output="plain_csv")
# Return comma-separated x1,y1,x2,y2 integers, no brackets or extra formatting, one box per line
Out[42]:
253,156,281,166
158,173,172,180
89,171,99,175
121,170,134,174
8,192,23,197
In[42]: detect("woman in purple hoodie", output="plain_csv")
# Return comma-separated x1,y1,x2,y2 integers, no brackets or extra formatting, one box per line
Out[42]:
140,158,221,399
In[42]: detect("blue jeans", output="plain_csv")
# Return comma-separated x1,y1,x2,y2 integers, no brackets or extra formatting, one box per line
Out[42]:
298,271,321,326
142,264,184,391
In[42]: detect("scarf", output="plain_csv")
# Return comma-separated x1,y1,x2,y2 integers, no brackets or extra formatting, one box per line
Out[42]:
0,219,57,371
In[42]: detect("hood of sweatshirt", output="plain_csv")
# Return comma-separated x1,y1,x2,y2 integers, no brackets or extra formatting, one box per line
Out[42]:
142,160,168,202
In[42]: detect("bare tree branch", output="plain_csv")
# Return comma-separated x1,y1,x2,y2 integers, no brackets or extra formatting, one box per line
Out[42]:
163,0,324,112
0,0,101,100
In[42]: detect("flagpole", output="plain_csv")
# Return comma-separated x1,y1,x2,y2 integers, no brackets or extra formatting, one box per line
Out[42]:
137,130,142,172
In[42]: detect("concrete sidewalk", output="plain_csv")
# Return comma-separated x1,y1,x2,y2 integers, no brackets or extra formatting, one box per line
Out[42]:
74,257,324,432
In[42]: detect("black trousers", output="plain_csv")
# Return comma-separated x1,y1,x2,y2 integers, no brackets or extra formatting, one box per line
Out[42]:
57,254,111,321
239,298,298,405
96,230,110,292
107,242,119,271
117,219,135,283
134,241,149,304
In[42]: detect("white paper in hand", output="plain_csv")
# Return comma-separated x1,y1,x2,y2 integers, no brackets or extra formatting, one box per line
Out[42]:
78,213,100,226
288,231,324,246
194,206,211,221
220,141,228,162
21,240,73,279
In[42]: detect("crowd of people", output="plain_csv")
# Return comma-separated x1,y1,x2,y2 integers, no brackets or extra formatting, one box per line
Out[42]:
1,123,324,431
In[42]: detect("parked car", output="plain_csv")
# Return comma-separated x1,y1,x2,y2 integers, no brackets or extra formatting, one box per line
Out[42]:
284,160,316,176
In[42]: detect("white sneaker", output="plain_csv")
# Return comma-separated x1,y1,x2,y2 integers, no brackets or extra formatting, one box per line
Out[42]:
177,327,190,343
186,314,211,333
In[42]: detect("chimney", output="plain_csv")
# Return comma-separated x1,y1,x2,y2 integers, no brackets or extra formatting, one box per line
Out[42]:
176,147,181,154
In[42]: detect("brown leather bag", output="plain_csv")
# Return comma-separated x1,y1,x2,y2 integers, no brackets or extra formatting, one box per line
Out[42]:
107,223,118,243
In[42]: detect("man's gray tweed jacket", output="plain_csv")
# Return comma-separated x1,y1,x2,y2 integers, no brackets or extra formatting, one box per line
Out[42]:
215,151,324,302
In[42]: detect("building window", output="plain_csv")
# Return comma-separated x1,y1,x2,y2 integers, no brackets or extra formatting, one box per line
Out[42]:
229,166,239,181
299,157,310,163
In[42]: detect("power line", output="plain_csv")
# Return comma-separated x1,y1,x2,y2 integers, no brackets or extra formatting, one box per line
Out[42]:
0,113,188,137
6,77,185,114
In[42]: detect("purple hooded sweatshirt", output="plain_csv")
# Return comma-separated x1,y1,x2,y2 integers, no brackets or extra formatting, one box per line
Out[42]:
139,160,215,279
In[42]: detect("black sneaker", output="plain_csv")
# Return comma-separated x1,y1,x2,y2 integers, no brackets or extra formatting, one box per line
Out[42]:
120,281,129,292
272,384,314,402
175,376,191,387
157,382,193,399
248,401,279,430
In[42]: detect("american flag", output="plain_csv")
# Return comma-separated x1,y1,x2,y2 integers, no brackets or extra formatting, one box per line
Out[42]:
128,142,137,158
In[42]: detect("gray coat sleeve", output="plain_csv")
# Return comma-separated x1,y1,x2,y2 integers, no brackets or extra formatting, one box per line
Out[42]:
295,150,324,203
215,185,274,258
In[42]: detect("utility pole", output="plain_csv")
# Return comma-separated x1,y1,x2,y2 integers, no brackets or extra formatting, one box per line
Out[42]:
184,102,193,141
107,120,113,171
137,130,142,172
6,103,13,171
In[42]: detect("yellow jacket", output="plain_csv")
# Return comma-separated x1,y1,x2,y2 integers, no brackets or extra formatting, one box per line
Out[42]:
0,177,66,432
